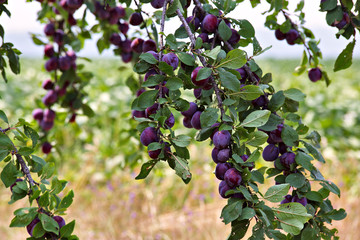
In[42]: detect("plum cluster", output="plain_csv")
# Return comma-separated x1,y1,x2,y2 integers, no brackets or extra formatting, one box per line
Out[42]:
281,193,308,207
26,216,65,238
181,102,202,130
275,28,300,45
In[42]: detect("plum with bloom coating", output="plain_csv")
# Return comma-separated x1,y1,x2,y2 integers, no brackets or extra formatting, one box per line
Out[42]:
140,127,159,146
224,168,242,188
213,130,231,149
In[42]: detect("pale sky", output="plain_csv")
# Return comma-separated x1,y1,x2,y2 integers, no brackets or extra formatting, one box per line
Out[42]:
0,1,358,58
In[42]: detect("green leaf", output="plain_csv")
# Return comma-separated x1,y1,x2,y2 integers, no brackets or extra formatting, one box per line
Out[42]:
268,91,285,112
240,110,271,128
171,134,191,147
136,90,159,110
217,49,247,69
24,126,39,148
218,20,232,41
41,162,55,179
176,52,195,66
165,77,183,90
38,191,50,208
168,155,191,183
264,184,290,203
221,200,243,224
60,220,76,237
59,190,75,209
246,131,268,147
334,39,356,72
305,191,323,202
320,0,337,11
81,104,95,117
251,170,264,184
218,68,241,92
301,141,325,163
326,208,347,220
39,213,59,235
0,132,14,150
295,152,315,172
0,110,9,124
135,160,158,180
205,46,221,60
7,48,20,74
273,203,312,235
284,88,306,102
320,180,340,197
18,147,34,156
238,207,256,220
238,19,255,38
235,85,263,100
139,52,158,64
1,162,18,188
281,125,299,147
9,208,38,227
196,67,212,81
285,173,306,188
200,108,219,128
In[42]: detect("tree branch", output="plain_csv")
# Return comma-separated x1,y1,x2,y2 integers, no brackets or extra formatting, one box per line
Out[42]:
16,154,36,187
175,8,226,119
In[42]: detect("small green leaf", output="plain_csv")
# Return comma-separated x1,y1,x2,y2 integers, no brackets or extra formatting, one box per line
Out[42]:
39,213,59,235
200,108,219,128
281,125,299,147
221,200,243,224
285,173,306,188
140,52,158,64
218,20,232,41
196,67,212,81
217,49,247,69
60,220,76,237
334,39,356,72
165,77,183,90
264,184,290,203
171,135,191,147
135,160,158,180
0,110,9,124
240,110,271,128
284,88,306,102
1,162,18,188
218,68,240,92
59,190,75,209
176,52,195,66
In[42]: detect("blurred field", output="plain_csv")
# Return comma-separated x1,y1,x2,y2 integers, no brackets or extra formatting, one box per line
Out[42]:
0,58,359,239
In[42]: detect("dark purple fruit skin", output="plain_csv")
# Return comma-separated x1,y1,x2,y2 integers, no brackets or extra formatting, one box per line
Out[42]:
224,168,242,188
142,39,157,52
219,180,232,198
217,148,231,163
145,103,159,118
210,123,220,140
278,142,288,154
334,12,350,29
40,119,54,131
202,14,218,33
236,67,247,83
162,52,179,70
215,162,232,180
59,56,71,71
146,50,159,60
132,110,146,119
286,29,299,45
275,29,286,40
131,38,144,53
148,148,161,159
44,45,55,57
10,179,23,192
193,88,202,99
69,113,76,123
241,154,254,170
110,33,122,46
151,0,165,8
198,32,209,43
228,29,240,45
42,90,58,106
53,216,66,228
263,144,279,162
129,12,143,26
213,130,231,149
42,79,54,90
42,142,52,154
144,68,158,83
212,147,220,163
44,23,55,36
280,194,292,204
119,22,129,35
140,127,159,146
121,52,132,63
32,109,44,121
252,95,269,108
183,117,193,128
191,111,202,130
292,196,308,206
181,102,197,118
44,109,56,122
54,30,65,45
186,16,200,30
280,152,296,168
308,68,322,82
45,57,58,72
191,66,210,87
27,218,40,236
165,113,175,129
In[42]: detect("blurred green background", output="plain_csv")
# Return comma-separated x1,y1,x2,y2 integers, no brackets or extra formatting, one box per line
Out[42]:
0,58,359,239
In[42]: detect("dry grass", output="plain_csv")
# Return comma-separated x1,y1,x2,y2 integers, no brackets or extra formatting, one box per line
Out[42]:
0,145,358,240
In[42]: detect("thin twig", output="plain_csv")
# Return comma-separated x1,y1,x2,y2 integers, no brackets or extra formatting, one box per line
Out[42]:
134,0,152,40
16,154,36,187
175,8,226,119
